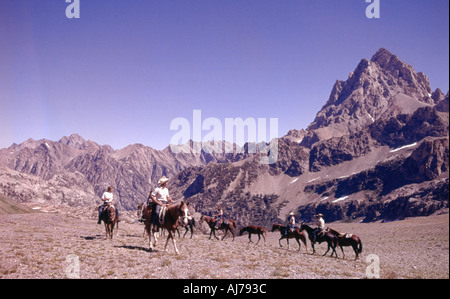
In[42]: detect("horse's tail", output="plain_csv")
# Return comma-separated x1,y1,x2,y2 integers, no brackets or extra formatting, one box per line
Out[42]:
231,221,237,232
357,238,363,253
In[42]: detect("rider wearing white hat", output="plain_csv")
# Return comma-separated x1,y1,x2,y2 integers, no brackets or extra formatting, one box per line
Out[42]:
283,211,297,236
316,213,325,230
312,213,326,241
150,176,173,226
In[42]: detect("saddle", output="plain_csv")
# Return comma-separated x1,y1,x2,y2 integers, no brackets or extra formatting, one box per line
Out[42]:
330,228,353,239
99,202,115,212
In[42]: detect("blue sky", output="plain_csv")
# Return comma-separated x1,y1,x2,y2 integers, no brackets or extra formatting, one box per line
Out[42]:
1,0,449,150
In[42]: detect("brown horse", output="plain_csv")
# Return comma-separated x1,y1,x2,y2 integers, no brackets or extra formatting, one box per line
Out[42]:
101,203,118,240
143,201,190,254
177,216,196,239
200,215,237,241
328,228,363,260
271,224,308,252
299,223,339,258
239,225,267,245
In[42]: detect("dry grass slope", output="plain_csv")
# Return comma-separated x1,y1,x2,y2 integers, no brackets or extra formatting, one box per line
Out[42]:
0,212,448,279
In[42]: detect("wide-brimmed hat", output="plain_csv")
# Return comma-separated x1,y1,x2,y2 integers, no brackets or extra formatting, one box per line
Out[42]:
158,176,169,186
289,212,295,216
317,213,323,217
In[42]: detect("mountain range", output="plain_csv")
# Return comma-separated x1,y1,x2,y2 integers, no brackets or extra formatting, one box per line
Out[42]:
1,48,448,226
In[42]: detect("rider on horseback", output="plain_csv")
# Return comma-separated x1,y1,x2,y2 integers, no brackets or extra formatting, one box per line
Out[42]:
214,206,228,229
283,212,297,236
312,213,326,241
149,177,173,228
98,186,119,224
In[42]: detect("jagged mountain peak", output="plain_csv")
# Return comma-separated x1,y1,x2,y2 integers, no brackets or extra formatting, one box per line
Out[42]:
370,48,397,65
59,134,86,148
303,48,435,147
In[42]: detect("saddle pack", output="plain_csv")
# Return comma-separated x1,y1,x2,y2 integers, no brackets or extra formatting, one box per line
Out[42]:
159,205,167,225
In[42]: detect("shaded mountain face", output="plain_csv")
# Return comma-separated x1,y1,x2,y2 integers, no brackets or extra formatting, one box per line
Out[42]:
0,48,448,225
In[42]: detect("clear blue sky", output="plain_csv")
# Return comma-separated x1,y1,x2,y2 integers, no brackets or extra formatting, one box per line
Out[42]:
1,0,448,150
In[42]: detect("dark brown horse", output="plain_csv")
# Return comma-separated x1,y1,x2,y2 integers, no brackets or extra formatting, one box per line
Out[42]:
200,215,237,241
143,201,190,254
101,203,118,240
328,228,363,260
299,223,339,258
271,224,308,252
177,216,196,239
239,225,267,245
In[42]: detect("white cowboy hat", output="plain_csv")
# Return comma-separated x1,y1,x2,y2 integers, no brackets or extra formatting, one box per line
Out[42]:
289,212,295,216
158,176,169,186
317,213,324,217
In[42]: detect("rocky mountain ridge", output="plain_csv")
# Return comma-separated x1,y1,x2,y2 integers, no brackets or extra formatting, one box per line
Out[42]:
0,135,248,210
1,48,448,226
169,48,449,226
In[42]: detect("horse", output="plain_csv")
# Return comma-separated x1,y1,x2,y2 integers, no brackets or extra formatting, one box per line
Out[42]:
200,215,237,241
101,203,118,240
142,204,195,239
327,228,363,260
177,216,196,239
299,223,339,258
271,224,308,251
239,225,267,245
143,201,190,254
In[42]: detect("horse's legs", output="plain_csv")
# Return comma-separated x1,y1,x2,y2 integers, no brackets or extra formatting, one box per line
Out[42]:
211,228,220,241
164,231,170,252
248,233,253,244
153,226,159,247
340,245,345,259
278,237,284,248
302,238,308,253
330,240,338,258
164,231,179,254
221,228,228,241
295,237,301,251
104,223,109,239
145,223,152,251
256,234,261,245
351,244,359,260
323,241,331,256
